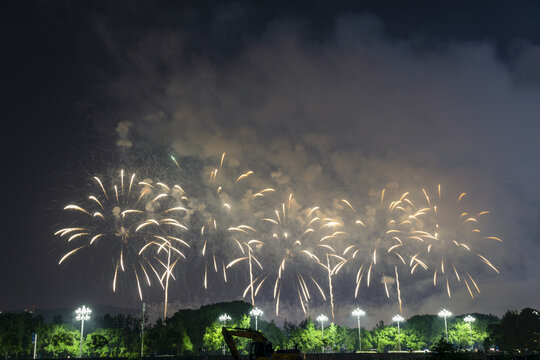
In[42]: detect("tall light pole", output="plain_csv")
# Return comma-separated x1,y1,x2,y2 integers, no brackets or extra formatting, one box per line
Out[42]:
219,314,232,354
76,306,91,358
317,314,328,337
352,308,365,351
32,333,38,359
392,315,405,351
463,315,475,349
250,308,263,331
316,314,328,353
140,302,146,358
438,309,452,342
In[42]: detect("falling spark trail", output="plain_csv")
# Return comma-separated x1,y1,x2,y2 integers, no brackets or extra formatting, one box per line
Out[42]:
57,170,189,308
327,254,335,320
395,266,402,313
419,185,502,298
164,249,171,320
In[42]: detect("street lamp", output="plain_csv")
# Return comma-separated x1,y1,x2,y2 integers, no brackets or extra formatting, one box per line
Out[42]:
316,314,328,353
352,308,365,351
463,315,475,349
392,315,405,351
219,314,232,354
250,307,263,331
219,313,232,325
316,314,328,336
438,309,452,341
75,306,91,358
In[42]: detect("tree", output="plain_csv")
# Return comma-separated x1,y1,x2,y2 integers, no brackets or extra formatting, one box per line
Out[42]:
429,337,465,360
352,327,374,351
336,325,356,351
405,314,445,347
282,319,297,344
0,312,51,358
448,319,488,350
297,319,321,353
146,318,192,356
402,329,426,351
86,330,110,357
202,322,224,352
517,308,540,351
43,324,80,357
448,322,471,350
182,334,194,353
258,320,285,349
169,300,252,353
372,326,397,352
489,308,540,352
323,323,343,351
0,332,23,357
92,313,141,357
282,318,321,353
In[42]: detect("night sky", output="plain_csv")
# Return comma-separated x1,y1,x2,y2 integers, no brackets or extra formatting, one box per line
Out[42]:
3,1,540,327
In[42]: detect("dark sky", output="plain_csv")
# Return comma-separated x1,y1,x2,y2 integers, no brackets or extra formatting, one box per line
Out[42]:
3,0,540,326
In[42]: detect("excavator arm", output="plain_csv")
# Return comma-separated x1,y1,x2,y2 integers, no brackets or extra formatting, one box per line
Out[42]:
222,327,268,360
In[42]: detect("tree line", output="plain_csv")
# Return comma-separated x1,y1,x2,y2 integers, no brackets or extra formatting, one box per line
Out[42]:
0,301,538,358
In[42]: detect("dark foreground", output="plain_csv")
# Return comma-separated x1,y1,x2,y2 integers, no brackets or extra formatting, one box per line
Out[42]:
26,353,540,360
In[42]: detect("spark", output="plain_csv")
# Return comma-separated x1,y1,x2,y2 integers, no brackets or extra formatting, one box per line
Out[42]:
259,193,334,316
58,246,84,265
180,151,261,290
418,185,501,298
340,189,421,307
57,171,189,308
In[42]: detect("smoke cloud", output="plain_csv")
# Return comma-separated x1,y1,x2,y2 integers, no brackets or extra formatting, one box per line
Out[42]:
116,121,133,148
91,13,540,325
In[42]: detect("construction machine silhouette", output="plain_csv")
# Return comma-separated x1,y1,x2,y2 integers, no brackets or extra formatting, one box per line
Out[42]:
222,327,305,360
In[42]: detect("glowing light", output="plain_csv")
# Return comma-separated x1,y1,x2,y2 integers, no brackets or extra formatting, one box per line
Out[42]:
352,308,365,351
249,307,263,330
438,309,452,341
75,306,91,358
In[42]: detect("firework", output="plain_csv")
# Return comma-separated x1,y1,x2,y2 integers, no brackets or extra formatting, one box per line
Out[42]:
251,193,341,316
340,189,426,313
56,170,190,314
137,177,191,319
224,191,278,306
415,185,501,298
179,152,261,290
226,232,265,306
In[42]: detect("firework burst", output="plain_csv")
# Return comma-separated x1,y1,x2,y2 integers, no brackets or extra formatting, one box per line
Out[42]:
251,193,342,316
56,170,190,313
136,177,191,318
339,189,427,312
415,185,501,299
182,152,260,289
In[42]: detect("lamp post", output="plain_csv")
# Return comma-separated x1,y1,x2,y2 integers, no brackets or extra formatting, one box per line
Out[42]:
352,308,365,351
250,308,263,331
392,315,405,351
32,333,37,359
316,314,328,353
317,314,328,336
219,314,232,354
219,313,232,325
76,306,91,358
463,315,475,349
438,309,452,341
140,302,146,358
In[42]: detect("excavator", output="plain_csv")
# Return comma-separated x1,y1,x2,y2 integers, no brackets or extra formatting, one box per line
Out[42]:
222,327,305,360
